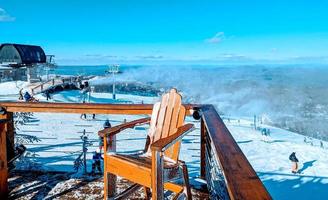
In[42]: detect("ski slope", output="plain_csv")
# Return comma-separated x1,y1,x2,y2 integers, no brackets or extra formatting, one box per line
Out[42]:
1,81,328,199
224,118,328,200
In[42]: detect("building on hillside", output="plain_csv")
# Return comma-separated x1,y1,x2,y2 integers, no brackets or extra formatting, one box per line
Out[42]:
0,43,55,83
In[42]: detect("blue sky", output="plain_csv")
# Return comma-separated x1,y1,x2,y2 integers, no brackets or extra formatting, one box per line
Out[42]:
1,0,328,65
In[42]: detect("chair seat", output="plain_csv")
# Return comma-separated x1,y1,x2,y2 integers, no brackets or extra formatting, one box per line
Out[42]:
107,153,179,169
105,153,180,187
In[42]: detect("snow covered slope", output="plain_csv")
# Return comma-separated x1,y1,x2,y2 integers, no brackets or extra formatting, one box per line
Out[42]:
224,118,328,200
1,81,328,199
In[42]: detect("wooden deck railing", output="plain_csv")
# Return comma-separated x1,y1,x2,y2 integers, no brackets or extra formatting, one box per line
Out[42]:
31,77,79,94
0,102,271,199
31,78,55,94
200,105,271,199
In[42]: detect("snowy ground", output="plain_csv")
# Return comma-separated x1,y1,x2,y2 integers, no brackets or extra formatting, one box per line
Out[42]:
224,118,328,200
1,81,328,199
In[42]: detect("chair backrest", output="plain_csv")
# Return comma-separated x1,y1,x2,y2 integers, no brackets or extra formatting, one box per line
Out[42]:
146,89,186,161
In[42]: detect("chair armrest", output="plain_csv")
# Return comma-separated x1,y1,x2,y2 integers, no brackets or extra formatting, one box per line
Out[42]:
98,117,151,138
150,123,195,152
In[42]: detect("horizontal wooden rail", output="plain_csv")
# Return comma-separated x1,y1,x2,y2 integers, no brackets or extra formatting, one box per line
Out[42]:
0,102,199,115
201,105,272,200
31,78,54,93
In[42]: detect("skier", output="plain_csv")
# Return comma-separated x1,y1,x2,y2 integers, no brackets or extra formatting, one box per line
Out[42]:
18,89,24,100
80,100,87,119
91,148,103,175
45,90,51,101
99,120,111,152
261,128,269,142
289,152,299,174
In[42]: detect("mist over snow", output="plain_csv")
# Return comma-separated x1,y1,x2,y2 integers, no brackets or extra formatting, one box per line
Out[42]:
87,64,328,140
52,64,328,140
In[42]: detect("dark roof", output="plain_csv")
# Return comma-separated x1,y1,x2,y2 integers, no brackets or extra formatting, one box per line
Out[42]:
0,43,46,65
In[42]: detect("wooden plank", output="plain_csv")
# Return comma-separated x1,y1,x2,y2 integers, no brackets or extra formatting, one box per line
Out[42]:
153,93,169,142
0,102,198,115
201,105,272,200
161,90,176,138
0,123,8,199
171,105,186,161
147,102,161,149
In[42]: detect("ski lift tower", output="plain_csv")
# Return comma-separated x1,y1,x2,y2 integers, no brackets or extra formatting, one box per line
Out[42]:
108,64,120,99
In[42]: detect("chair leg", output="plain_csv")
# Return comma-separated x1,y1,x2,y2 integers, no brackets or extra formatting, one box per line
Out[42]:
181,163,192,200
104,172,117,199
151,150,164,200
143,186,151,200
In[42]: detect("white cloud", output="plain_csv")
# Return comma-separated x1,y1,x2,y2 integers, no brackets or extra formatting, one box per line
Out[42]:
84,54,118,59
136,55,164,60
205,32,225,44
0,8,15,22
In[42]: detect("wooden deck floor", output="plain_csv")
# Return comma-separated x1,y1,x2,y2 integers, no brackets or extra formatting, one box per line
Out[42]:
8,170,209,200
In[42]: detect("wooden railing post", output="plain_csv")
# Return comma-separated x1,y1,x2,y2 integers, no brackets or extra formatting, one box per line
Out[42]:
0,121,8,199
103,135,117,199
108,135,116,153
200,118,206,179
0,112,14,160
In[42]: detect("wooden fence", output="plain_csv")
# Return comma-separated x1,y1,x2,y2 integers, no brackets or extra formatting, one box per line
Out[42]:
31,77,80,95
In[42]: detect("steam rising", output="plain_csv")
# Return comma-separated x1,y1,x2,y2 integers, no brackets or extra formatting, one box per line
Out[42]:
118,64,328,140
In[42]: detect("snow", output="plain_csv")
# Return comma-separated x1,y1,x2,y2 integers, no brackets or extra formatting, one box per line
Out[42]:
1,80,328,199
0,81,28,96
224,118,328,200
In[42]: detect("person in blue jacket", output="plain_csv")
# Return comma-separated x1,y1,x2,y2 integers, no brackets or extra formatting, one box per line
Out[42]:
91,148,103,175
24,92,32,102
289,152,299,174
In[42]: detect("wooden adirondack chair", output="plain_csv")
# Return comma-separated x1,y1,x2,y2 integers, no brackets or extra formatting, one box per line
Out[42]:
98,89,194,200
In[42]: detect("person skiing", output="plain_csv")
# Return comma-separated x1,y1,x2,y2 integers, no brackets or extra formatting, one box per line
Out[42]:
289,152,299,174
45,90,51,101
18,89,24,100
91,148,103,175
99,119,111,152
80,100,87,119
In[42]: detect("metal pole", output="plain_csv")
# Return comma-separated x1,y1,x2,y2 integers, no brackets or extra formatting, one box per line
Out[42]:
83,129,87,174
112,68,116,100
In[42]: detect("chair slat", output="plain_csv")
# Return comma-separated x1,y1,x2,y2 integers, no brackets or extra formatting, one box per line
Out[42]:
163,92,182,158
153,93,169,142
148,102,161,143
171,106,186,161
162,90,181,138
